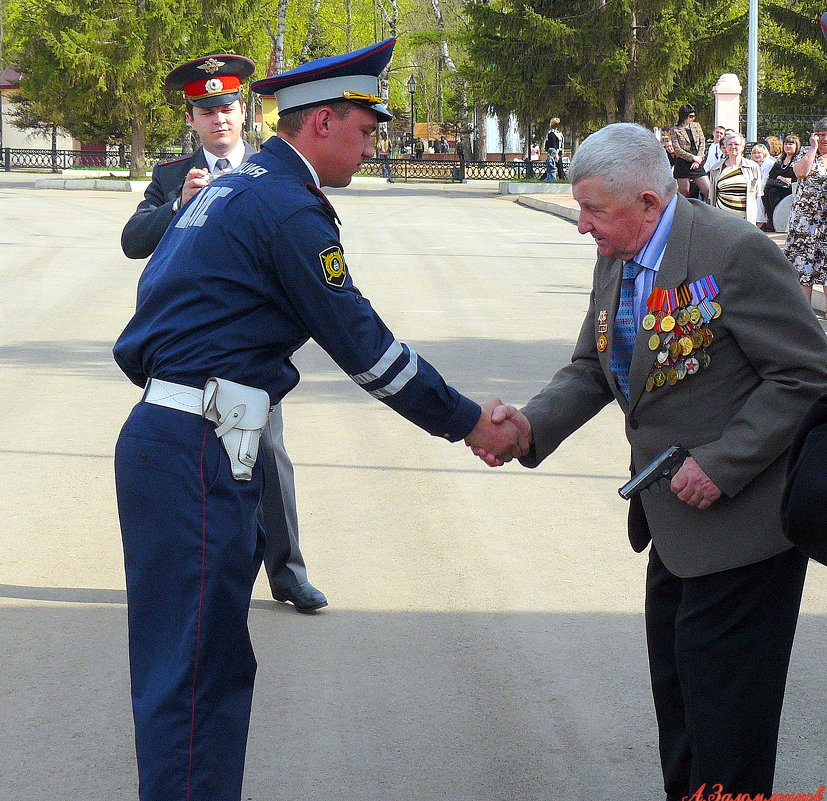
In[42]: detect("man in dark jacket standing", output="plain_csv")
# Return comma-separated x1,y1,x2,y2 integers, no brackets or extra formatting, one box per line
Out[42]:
120,54,327,613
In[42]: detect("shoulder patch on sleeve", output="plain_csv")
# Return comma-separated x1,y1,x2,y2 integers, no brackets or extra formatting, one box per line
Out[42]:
319,246,347,287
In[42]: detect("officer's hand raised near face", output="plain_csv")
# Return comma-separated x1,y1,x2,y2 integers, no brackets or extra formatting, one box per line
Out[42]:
181,167,214,205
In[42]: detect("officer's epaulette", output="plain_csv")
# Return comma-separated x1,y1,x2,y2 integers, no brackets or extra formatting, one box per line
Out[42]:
157,154,192,168
305,182,341,225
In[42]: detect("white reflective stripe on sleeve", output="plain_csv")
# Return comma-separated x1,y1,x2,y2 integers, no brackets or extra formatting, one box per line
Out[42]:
350,340,404,385
369,349,419,399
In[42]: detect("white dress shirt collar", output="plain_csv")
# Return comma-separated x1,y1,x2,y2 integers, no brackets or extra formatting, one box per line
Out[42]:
204,139,247,174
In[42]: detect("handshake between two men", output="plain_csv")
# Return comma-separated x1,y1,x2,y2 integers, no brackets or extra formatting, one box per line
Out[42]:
464,399,531,467
462,399,721,510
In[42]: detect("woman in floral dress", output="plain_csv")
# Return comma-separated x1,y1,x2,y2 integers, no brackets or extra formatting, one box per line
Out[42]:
783,118,827,302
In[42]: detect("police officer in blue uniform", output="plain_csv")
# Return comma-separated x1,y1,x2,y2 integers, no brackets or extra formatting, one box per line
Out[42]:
121,54,327,614
113,38,529,801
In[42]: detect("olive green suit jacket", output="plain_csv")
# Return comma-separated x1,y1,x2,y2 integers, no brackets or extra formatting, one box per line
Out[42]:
520,194,827,577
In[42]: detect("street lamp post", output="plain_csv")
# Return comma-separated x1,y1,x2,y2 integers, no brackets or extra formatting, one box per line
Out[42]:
407,74,417,156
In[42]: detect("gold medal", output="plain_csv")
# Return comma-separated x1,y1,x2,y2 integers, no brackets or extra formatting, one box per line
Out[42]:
669,340,682,359
711,301,722,319
661,315,675,332
680,336,693,356
689,307,702,325
677,309,690,326
653,369,666,388
691,332,704,349
642,314,656,331
702,328,714,347
667,367,679,385
597,334,608,352
648,333,661,351
646,375,655,392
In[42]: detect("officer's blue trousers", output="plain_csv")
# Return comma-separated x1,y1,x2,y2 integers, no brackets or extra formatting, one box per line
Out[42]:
115,402,263,801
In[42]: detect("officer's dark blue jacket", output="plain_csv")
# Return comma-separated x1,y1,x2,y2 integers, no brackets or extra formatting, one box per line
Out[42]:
114,136,480,441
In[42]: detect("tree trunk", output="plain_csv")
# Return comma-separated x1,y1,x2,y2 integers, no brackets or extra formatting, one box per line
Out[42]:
130,115,146,180
277,0,288,71
264,9,287,75
300,0,323,62
429,0,472,159
51,125,58,173
622,10,637,122
377,0,398,142
473,100,487,160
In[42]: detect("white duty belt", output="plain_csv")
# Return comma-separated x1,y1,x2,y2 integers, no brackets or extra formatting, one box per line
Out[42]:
144,377,272,481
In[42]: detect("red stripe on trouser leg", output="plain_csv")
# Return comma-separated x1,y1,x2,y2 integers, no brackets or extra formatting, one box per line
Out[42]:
186,422,210,801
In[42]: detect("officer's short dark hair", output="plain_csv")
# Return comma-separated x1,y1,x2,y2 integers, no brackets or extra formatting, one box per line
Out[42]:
277,101,353,136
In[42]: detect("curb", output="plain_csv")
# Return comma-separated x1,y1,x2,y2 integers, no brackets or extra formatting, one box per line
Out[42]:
516,195,579,223
35,178,149,192
498,181,572,195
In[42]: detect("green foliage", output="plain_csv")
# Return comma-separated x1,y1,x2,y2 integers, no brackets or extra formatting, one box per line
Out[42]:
762,0,827,112
7,0,266,173
463,0,747,138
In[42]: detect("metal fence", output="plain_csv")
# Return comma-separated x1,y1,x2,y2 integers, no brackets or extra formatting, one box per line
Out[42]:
740,112,827,141
1,146,570,181
1,148,180,172
361,156,568,182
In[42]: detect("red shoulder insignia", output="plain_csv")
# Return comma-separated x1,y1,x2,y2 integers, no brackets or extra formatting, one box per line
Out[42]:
158,154,192,167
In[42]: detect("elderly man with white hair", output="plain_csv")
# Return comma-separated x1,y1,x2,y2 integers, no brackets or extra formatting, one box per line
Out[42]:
474,122,827,801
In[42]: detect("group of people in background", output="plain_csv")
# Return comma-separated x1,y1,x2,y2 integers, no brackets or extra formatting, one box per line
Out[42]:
661,104,827,299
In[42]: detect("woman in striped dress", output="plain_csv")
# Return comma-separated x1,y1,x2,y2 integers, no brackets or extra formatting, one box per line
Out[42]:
707,133,762,224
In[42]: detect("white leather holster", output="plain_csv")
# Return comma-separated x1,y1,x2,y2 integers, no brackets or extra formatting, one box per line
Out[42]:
202,377,272,481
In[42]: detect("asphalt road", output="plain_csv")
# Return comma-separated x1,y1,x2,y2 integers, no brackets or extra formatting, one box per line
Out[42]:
0,171,824,801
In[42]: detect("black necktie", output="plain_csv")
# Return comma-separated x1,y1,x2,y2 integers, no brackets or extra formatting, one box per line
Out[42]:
214,158,231,174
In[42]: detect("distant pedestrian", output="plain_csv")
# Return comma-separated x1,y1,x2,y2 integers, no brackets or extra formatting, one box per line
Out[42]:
543,149,558,181
708,133,762,224
750,143,776,229
378,131,394,182
762,134,800,232
784,122,827,302
670,104,711,198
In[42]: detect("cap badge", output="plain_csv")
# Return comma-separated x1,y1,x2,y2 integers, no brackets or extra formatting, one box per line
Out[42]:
205,77,224,93
342,90,382,105
198,58,225,74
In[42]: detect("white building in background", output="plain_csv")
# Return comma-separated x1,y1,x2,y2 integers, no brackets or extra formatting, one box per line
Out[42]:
0,66,78,150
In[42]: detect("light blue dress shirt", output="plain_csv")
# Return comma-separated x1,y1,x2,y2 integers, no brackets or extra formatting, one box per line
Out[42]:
630,193,678,328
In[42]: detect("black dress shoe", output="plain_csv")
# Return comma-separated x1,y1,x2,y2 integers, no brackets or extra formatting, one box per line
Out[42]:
273,581,328,613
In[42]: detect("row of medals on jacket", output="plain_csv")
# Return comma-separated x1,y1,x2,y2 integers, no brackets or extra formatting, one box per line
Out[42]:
642,300,721,391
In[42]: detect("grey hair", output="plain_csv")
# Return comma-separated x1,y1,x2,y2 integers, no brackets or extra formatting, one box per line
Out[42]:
813,117,827,133
723,132,745,147
569,123,676,200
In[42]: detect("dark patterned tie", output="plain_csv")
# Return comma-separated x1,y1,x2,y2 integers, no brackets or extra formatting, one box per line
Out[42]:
611,260,641,400
214,158,231,174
